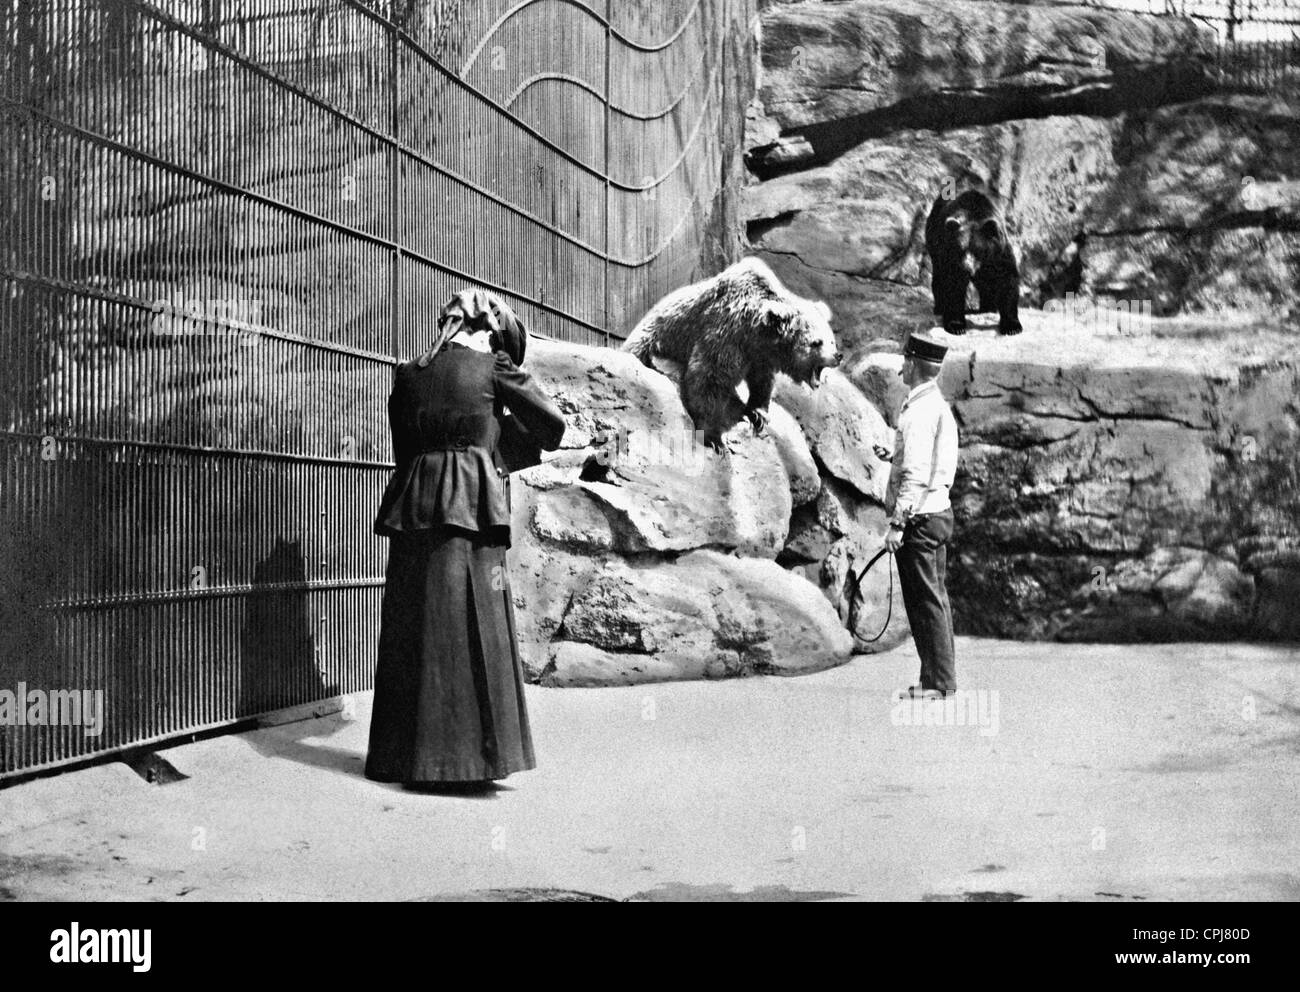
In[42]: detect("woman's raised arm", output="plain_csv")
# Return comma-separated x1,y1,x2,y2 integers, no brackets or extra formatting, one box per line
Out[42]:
492,351,566,451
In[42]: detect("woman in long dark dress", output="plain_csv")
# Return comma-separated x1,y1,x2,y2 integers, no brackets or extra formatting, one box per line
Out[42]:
365,290,565,788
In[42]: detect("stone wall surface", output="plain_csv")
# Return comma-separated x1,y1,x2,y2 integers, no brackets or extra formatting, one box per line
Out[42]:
740,0,1300,644
744,0,1300,328
853,313,1300,641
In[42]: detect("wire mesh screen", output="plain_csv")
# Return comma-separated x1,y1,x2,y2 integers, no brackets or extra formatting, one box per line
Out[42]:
1081,0,1300,40
0,0,748,778
1074,1,1300,92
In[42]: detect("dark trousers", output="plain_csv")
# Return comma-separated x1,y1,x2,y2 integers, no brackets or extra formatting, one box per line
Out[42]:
895,509,957,692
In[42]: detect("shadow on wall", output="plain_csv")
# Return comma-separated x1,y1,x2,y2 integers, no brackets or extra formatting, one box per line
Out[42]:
0,449,342,772
236,546,359,780
239,538,337,717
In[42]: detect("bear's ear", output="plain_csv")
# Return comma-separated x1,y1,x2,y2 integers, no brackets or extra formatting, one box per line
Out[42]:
813,300,833,323
944,216,962,232
979,218,1003,241
758,299,800,336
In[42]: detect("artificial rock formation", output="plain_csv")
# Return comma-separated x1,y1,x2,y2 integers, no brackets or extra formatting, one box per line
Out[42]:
851,311,1300,641
744,0,1300,339
506,338,910,686
742,0,1300,643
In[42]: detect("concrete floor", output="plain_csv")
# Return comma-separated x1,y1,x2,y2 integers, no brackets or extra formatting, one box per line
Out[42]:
2,637,1298,902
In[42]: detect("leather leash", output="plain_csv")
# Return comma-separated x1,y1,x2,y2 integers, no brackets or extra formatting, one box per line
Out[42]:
845,546,895,643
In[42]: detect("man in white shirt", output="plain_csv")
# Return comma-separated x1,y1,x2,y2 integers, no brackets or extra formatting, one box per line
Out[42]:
872,332,959,698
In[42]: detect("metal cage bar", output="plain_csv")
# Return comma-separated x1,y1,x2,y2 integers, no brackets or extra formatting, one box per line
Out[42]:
0,0,741,779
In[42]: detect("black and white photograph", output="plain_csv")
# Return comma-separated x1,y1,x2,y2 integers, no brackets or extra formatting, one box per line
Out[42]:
0,0,1297,953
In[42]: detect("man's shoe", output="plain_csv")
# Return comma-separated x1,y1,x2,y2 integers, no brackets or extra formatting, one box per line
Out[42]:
898,685,956,700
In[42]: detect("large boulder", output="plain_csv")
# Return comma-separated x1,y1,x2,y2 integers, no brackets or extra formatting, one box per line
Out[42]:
519,548,854,687
618,351,820,511
506,337,891,685
844,351,908,428
773,369,893,502
524,338,691,452
766,402,822,506
523,341,793,559
782,478,912,654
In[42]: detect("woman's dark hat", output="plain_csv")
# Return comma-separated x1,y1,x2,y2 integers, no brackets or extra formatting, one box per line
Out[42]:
903,331,948,364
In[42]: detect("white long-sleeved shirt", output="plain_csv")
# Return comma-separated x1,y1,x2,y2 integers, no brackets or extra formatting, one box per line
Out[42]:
885,380,958,527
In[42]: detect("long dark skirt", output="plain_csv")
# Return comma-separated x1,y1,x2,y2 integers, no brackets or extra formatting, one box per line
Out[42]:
365,526,535,784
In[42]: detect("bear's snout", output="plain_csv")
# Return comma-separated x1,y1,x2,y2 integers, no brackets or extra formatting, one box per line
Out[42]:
830,350,843,367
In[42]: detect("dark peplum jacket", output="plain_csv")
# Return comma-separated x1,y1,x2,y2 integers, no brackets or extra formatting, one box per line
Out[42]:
373,343,566,543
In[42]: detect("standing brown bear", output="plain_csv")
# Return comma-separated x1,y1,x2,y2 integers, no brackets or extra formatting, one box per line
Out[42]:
623,258,842,450
924,188,1022,335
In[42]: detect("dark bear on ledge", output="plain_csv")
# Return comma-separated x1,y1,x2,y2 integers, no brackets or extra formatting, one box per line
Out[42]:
924,188,1022,336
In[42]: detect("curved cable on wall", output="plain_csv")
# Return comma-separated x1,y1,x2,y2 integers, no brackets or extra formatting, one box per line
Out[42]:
345,0,697,193
613,187,705,268
510,54,722,195
609,0,701,51
459,0,702,77
136,0,723,264
180,0,718,264
0,0,751,781
619,58,721,194
349,0,728,262
358,0,726,260
502,71,693,121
